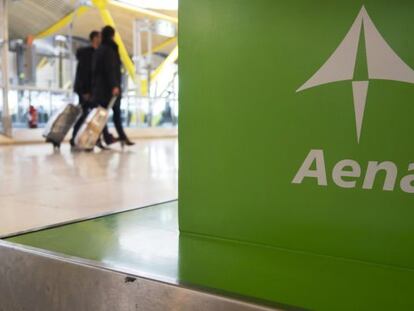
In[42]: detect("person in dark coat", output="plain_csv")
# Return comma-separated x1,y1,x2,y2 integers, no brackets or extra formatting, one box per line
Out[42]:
70,31,116,149
92,25,134,147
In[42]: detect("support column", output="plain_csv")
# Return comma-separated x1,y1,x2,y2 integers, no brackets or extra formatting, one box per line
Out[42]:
0,0,11,136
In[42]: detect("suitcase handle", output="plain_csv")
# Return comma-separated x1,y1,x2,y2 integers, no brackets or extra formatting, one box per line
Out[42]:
107,96,118,111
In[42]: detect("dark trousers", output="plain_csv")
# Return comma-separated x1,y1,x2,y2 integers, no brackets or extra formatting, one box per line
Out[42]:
102,97,127,141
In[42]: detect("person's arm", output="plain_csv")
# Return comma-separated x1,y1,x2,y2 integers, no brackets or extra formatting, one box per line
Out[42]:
103,48,120,96
74,48,91,98
74,49,83,94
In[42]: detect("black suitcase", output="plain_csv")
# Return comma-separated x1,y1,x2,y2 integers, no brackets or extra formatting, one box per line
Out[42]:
43,103,82,149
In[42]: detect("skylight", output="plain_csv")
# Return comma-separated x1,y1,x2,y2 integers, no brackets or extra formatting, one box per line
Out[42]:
117,0,178,10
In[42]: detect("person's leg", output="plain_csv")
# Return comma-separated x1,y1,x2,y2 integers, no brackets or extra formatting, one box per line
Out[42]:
113,100,134,147
101,125,112,143
112,98,127,141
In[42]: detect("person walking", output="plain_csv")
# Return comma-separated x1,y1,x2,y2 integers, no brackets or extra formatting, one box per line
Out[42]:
92,25,134,147
70,31,116,149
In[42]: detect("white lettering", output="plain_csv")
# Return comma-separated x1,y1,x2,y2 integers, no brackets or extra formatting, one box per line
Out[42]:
292,150,327,186
293,150,414,194
400,164,414,194
332,160,361,188
363,161,397,191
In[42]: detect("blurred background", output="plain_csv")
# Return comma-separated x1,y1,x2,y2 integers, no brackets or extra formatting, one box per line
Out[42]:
0,0,178,136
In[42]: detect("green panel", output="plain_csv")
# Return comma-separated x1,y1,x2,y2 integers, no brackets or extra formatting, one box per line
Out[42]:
179,234,414,311
179,0,414,269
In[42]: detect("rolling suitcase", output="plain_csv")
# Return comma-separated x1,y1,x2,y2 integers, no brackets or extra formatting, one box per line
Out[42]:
43,103,82,149
74,96,118,150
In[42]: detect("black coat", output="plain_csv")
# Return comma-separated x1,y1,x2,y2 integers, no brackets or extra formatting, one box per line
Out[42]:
91,40,122,105
74,46,95,96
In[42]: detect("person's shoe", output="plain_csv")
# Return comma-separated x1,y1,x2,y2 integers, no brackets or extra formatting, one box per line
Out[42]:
120,138,135,148
70,139,79,152
105,136,120,145
96,140,110,151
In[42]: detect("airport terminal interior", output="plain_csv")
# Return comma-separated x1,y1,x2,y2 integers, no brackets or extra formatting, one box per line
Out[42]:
1,1,414,310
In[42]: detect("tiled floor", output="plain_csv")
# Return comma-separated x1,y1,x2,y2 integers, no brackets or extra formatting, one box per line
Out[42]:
0,138,178,237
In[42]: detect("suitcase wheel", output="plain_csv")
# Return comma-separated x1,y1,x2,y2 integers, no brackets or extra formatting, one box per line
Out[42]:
51,141,60,149
45,138,60,150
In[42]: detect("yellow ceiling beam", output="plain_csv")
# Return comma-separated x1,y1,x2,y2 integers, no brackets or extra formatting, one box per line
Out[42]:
92,0,138,87
108,0,178,24
35,6,90,39
144,37,177,56
36,57,49,69
33,0,178,95
151,45,178,82
136,45,179,96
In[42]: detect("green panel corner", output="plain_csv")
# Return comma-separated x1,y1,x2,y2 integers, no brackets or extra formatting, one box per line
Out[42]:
179,0,414,269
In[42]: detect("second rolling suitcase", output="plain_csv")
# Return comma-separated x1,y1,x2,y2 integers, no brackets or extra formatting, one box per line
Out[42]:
74,96,117,150
43,103,82,149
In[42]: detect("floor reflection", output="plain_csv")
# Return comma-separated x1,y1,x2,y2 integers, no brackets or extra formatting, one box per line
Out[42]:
0,138,178,236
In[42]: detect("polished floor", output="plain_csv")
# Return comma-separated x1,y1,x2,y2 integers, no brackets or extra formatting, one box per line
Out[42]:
0,139,178,237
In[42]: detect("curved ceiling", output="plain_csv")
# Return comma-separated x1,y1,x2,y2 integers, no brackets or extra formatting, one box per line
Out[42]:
8,0,177,54
9,0,76,39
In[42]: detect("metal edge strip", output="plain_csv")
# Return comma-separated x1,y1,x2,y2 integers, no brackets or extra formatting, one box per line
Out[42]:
0,239,301,310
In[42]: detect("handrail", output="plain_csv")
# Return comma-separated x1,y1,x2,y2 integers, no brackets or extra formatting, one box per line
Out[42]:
9,85,72,94
7,86,178,103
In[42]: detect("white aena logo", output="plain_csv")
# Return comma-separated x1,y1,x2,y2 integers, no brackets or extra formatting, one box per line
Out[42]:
293,6,414,193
